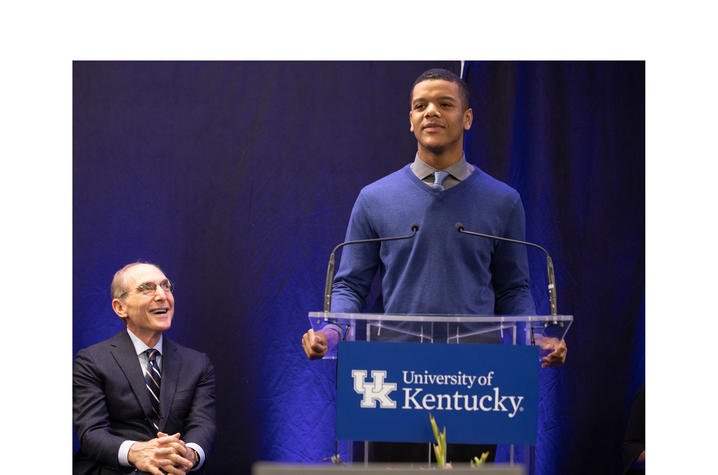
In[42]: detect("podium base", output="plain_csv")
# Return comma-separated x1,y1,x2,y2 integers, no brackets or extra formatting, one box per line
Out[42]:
253,462,524,474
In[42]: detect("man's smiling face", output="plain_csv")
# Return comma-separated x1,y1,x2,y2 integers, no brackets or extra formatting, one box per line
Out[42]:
114,263,175,339
409,79,473,156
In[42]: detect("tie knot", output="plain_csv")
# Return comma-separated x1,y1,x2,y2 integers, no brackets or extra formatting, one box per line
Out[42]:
432,171,450,191
146,348,159,362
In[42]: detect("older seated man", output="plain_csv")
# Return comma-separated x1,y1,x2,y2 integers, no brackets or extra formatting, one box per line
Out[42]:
73,262,216,474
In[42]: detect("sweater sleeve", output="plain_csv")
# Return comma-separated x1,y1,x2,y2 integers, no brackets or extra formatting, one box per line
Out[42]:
330,190,380,315
491,194,537,315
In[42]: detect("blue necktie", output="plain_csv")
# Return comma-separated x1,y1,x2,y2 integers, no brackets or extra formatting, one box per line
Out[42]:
144,349,162,430
432,171,450,191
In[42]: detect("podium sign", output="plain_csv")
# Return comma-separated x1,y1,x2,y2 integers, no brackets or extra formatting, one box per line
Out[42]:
337,341,539,445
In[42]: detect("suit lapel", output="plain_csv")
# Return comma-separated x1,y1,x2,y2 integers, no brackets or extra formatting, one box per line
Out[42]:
109,330,154,422
159,337,181,432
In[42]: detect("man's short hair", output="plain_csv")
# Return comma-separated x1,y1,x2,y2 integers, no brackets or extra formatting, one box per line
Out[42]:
110,261,163,300
411,68,471,110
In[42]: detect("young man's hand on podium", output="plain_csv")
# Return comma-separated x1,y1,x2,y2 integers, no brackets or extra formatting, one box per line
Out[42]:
538,337,568,367
302,328,338,359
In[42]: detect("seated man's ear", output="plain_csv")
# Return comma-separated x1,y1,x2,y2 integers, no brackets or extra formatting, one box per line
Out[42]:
112,298,128,319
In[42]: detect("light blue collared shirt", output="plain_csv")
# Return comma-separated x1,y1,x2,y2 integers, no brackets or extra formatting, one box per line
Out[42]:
118,329,205,471
410,153,474,189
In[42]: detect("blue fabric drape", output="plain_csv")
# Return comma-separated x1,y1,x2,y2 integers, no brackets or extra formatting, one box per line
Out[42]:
463,61,644,475
73,61,644,475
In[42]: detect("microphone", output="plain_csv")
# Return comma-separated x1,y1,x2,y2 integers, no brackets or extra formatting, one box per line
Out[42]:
455,222,557,316
323,223,420,312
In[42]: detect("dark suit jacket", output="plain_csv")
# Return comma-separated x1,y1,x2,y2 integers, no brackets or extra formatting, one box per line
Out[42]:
73,330,216,475
622,383,645,474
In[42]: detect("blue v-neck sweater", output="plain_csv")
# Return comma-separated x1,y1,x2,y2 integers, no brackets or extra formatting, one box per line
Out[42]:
331,164,536,317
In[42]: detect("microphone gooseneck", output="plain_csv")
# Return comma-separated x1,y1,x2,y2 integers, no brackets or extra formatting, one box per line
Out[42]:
455,222,557,316
323,223,420,312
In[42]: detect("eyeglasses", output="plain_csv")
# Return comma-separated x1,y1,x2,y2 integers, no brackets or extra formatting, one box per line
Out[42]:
120,279,174,298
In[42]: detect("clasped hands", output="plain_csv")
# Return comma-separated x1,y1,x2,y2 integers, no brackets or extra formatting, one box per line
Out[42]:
128,432,196,475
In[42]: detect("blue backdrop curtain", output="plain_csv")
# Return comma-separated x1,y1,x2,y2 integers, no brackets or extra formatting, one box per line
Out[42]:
73,61,644,475
463,61,644,474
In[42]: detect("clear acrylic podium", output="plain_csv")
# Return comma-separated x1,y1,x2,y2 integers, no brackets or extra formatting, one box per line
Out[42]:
307,312,573,472
308,312,572,359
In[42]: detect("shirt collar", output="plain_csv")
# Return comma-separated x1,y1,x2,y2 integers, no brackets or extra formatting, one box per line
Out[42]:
411,153,474,181
126,328,163,356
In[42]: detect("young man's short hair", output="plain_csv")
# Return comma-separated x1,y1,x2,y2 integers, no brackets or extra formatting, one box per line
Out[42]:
411,68,471,110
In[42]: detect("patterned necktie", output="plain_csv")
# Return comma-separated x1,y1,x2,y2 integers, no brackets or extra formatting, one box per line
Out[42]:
432,170,450,191
144,349,161,430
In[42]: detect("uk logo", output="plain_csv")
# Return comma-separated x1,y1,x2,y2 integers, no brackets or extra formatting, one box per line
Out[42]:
351,370,397,408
